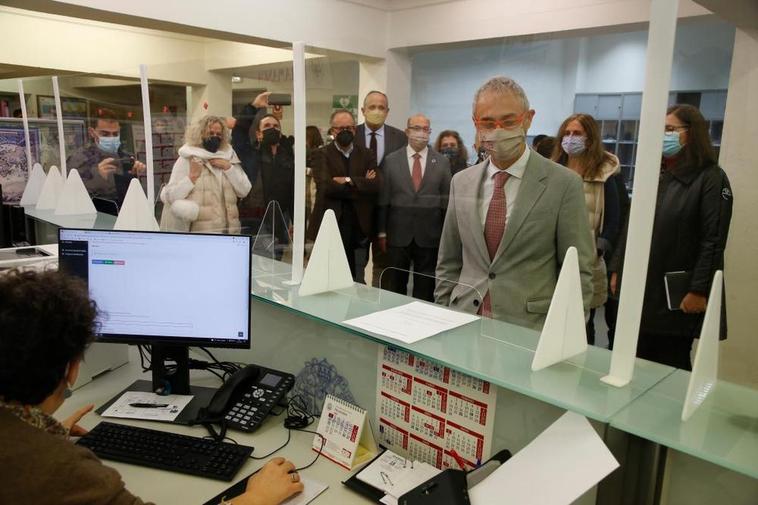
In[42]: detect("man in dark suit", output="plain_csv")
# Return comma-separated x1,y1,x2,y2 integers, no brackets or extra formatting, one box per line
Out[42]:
355,91,408,286
308,109,380,281
377,114,451,301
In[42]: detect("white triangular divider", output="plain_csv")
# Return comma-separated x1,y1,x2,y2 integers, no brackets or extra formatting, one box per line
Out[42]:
20,163,46,206
54,169,97,215
532,246,588,371
681,270,723,421
35,165,64,210
114,179,159,231
298,209,353,296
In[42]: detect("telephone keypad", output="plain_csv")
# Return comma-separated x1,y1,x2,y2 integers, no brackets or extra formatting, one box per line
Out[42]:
223,371,295,432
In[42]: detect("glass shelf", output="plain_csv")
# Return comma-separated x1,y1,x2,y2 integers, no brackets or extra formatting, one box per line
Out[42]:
251,259,675,423
24,206,117,230
610,369,758,480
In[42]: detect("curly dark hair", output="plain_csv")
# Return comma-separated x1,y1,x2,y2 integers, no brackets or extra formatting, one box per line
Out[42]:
0,270,97,405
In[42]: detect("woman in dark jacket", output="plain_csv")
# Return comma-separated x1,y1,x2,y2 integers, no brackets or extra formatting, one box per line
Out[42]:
609,104,733,370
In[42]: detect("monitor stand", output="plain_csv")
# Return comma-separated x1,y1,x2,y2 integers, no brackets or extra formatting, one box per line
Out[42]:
95,344,219,426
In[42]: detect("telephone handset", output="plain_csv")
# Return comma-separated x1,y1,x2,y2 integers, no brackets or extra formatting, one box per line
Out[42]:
200,364,295,433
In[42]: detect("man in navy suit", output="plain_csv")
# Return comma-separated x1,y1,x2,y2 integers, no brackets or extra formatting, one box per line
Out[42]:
355,91,408,286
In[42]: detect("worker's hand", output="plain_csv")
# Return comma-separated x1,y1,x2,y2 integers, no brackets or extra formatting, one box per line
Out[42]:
61,404,94,437
130,160,146,176
238,458,303,505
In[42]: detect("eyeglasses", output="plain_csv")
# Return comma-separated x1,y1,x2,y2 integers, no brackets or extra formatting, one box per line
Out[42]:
408,125,431,133
332,126,354,132
664,125,689,133
474,113,526,131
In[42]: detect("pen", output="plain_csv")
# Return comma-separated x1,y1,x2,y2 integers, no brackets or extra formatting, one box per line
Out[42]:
129,403,169,408
449,449,467,470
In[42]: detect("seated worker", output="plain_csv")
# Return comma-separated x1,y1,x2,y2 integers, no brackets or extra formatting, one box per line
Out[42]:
67,108,146,206
0,269,303,505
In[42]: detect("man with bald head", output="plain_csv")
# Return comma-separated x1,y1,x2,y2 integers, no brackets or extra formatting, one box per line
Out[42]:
377,114,451,301
355,91,408,286
435,76,594,330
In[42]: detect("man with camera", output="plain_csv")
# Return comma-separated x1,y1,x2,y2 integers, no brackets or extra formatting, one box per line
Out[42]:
67,109,146,205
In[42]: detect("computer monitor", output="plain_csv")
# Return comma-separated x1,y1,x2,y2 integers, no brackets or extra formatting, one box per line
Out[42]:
58,228,251,410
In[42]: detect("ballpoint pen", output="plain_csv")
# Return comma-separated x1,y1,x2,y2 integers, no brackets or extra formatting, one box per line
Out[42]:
129,403,170,408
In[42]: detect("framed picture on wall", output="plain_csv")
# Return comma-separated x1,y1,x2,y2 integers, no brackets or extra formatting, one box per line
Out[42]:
37,95,57,119
0,124,41,204
36,95,89,120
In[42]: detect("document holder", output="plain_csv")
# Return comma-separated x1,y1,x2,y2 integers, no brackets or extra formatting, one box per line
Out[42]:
398,469,469,505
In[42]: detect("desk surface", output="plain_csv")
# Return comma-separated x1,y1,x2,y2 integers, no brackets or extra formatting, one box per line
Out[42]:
610,370,758,480
250,265,675,424
57,351,371,505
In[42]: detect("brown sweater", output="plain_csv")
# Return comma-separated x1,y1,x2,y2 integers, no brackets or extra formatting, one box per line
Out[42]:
0,408,151,505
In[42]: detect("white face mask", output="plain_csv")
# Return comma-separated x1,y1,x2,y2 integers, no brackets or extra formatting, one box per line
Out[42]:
408,131,430,145
479,127,525,163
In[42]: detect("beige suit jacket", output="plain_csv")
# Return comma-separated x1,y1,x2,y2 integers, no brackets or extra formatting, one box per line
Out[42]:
434,151,595,331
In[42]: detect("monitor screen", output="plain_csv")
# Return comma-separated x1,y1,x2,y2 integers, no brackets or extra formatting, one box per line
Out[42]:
58,229,251,349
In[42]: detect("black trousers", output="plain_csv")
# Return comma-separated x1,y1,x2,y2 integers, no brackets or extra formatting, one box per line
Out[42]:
338,204,368,282
384,241,438,302
604,296,619,350
637,332,694,371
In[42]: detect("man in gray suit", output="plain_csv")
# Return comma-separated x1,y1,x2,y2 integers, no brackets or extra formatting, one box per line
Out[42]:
377,114,451,301
435,76,594,330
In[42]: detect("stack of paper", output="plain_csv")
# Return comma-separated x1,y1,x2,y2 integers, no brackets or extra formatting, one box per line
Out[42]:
355,450,441,505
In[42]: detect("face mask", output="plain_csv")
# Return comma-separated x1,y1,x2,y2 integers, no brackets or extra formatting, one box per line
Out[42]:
408,131,430,147
662,132,683,158
335,129,354,147
441,148,458,160
97,135,120,155
261,128,281,146
561,135,586,156
480,127,525,162
364,109,387,126
203,135,222,153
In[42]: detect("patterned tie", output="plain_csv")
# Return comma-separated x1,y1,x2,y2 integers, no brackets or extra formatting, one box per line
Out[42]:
369,131,378,165
481,170,510,316
411,153,423,191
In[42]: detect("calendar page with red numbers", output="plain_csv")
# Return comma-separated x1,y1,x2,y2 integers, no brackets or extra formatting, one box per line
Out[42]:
375,346,497,470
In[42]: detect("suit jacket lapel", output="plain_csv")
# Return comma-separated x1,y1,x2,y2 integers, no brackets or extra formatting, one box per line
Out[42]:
492,153,547,263
463,162,489,263
418,151,437,192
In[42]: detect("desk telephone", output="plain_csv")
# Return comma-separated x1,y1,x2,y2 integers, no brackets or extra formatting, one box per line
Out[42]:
201,364,295,432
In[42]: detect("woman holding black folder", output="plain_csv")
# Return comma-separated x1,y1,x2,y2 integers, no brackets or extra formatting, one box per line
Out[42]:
609,104,733,370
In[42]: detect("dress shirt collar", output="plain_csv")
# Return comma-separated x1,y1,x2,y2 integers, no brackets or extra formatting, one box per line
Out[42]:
367,124,385,139
335,142,354,158
485,146,530,180
407,144,428,160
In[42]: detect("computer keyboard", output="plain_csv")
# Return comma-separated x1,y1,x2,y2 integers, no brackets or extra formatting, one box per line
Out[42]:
76,421,253,481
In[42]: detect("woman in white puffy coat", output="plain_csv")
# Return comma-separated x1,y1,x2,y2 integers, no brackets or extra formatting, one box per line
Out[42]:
160,115,251,233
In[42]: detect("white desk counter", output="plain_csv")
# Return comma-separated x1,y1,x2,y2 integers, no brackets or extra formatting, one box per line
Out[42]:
56,349,372,505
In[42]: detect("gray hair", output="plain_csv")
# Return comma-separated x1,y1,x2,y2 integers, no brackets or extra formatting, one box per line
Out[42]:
363,90,389,107
185,115,229,149
472,76,530,114
407,114,430,128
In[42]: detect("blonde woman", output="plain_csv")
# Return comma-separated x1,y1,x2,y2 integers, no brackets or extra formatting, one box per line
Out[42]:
160,115,252,233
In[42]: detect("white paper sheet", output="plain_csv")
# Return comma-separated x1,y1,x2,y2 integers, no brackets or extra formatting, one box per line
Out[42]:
356,450,413,493
281,476,328,505
101,391,193,422
469,412,619,505
343,302,479,344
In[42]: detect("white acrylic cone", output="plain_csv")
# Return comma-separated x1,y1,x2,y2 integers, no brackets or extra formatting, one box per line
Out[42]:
35,165,64,210
682,270,723,421
20,163,46,206
298,209,353,296
114,179,159,231
532,246,588,371
54,169,97,215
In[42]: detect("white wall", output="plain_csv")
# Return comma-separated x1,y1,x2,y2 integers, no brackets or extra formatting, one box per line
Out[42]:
576,18,735,93
410,17,735,154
